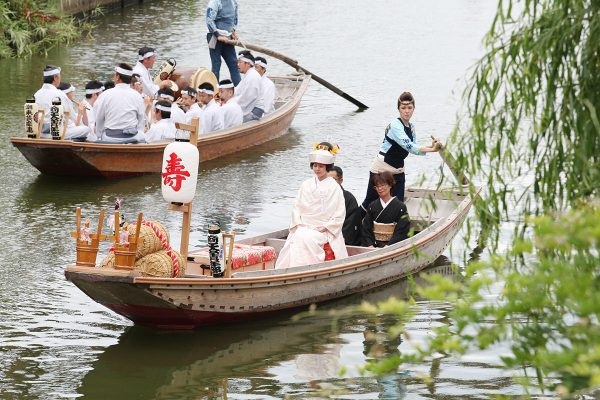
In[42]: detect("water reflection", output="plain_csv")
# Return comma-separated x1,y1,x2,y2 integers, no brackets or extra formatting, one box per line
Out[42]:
78,261,458,400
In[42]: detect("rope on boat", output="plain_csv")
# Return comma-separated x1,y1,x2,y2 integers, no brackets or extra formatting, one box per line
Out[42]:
142,221,179,278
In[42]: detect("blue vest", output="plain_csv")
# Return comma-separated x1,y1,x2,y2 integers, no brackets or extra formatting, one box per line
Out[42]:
379,118,414,169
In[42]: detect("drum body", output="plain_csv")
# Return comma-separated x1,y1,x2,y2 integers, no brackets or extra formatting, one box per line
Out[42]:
168,67,218,98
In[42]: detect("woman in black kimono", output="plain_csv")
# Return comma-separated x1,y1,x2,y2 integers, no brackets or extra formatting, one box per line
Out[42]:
361,171,410,248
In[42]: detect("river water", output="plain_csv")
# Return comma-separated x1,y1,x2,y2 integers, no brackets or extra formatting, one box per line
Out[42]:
0,1,533,399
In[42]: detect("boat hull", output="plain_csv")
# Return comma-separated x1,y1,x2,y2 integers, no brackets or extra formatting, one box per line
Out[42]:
11,75,310,178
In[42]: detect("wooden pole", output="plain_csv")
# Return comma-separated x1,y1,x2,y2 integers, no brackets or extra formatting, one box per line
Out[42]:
432,137,470,186
227,39,369,110
171,117,200,261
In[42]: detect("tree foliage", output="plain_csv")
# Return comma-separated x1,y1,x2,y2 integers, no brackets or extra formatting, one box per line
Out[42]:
357,0,600,397
0,0,95,58
453,0,599,243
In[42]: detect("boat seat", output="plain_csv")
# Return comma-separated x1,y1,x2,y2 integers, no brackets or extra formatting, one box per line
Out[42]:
187,243,277,273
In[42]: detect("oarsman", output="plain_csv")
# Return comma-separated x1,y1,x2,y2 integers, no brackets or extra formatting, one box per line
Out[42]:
254,56,276,115
145,100,176,143
218,79,243,129
59,82,92,140
180,87,204,125
205,0,241,85
155,87,186,125
233,50,264,122
81,80,104,141
94,63,146,143
33,66,88,141
196,82,224,133
132,46,159,97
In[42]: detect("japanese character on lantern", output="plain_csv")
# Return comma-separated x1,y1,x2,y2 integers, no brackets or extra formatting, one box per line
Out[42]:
162,152,190,192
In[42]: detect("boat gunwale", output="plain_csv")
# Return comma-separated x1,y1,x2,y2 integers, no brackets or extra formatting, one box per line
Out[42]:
65,186,478,286
9,74,310,151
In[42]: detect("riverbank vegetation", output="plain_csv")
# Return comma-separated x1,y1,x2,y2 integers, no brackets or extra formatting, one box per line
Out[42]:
356,0,599,397
0,0,96,58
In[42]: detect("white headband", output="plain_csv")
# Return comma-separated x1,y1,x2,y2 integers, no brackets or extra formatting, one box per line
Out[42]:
43,67,61,77
138,51,155,61
219,82,234,89
181,88,196,96
114,66,133,76
155,104,171,112
85,87,103,95
255,60,267,69
238,56,254,65
198,88,214,95
62,85,75,94
158,93,175,101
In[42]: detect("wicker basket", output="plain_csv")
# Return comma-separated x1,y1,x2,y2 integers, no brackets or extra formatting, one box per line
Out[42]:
373,222,396,242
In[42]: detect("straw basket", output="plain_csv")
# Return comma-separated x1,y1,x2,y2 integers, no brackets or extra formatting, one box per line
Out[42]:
373,222,396,242
126,222,169,258
135,250,186,278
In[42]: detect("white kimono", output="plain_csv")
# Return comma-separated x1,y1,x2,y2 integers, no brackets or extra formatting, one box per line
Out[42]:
260,75,276,115
185,103,204,125
201,99,224,134
34,84,89,140
233,67,263,115
132,62,159,97
145,118,176,142
275,176,348,269
221,99,243,129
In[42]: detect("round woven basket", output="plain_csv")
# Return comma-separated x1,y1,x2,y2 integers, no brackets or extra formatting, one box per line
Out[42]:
99,251,115,269
126,222,170,259
135,249,186,278
373,222,396,242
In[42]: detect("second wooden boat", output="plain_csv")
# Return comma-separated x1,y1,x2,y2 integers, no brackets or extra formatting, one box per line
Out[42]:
10,74,310,178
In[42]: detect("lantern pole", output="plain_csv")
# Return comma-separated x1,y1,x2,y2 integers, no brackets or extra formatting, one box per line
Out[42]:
166,118,200,261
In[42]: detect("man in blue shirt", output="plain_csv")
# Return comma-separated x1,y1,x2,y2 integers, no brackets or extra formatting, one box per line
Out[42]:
206,0,242,86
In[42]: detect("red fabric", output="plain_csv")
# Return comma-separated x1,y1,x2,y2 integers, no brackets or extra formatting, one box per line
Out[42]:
323,242,335,261
229,244,277,270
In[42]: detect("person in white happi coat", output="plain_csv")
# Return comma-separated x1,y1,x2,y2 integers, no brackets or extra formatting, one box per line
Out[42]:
155,87,186,125
34,65,89,141
218,79,243,129
94,63,146,143
179,87,204,125
254,56,276,115
145,100,177,143
196,82,224,133
275,142,349,269
132,46,159,98
59,83,93,136
233,51,264,122
80,80,104,141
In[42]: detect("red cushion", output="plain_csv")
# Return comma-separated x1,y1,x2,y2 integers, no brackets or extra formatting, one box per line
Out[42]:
230,244,277,270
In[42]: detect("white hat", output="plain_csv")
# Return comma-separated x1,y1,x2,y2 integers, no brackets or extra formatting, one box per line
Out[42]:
309,149,335,165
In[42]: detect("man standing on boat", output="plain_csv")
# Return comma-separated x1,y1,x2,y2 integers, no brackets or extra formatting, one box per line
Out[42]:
206,0,241,86
94,63,147,143
132,46,160,97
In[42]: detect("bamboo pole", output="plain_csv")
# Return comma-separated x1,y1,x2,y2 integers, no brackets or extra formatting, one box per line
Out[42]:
227,39,369,110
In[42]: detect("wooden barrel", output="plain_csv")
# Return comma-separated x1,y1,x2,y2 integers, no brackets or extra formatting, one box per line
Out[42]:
168,67,218,98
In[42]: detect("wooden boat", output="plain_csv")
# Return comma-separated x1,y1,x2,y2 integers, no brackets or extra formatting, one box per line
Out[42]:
64,185,477,330
10,73,310,178
78,260,455,398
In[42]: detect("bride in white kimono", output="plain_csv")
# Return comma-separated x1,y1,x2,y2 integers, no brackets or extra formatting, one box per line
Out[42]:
275,143,349,269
